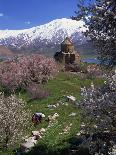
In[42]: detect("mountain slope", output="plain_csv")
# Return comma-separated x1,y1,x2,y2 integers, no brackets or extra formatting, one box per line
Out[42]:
0,18,96,56
0,45,14,56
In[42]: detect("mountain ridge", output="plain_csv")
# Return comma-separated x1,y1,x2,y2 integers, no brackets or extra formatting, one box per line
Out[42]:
0,18,96,57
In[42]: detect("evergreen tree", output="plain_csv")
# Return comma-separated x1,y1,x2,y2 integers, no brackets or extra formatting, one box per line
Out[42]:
72,0,116,67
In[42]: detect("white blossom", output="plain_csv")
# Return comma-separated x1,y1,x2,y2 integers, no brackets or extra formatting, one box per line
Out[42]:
0,93,31,150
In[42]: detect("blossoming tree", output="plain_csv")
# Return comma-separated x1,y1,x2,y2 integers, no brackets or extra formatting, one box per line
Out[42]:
79,73,116,154
0,54,58,92
0,93,31,150
73,0,116,67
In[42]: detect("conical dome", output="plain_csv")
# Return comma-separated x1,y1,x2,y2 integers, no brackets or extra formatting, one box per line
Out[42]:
61,37,74,53
61,37,73,45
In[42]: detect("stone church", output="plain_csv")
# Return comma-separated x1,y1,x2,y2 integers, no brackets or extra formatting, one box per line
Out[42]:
54,37,80,64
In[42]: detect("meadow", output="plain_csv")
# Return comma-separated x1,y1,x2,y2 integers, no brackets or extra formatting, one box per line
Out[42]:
0,71,104,155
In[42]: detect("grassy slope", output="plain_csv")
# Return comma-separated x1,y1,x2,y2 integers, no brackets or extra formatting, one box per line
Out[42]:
0,72,104,155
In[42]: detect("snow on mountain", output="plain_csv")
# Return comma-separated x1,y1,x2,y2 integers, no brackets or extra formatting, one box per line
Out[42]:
0,18,87,51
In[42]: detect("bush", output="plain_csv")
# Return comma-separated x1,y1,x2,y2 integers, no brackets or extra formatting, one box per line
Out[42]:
86,64,102,78
26,83,49,100
65,63,88,73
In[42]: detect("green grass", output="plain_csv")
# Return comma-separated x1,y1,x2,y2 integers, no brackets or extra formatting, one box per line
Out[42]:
0,71,104,155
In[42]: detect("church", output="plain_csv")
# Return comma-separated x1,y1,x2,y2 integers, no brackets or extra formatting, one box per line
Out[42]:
54,37,80,64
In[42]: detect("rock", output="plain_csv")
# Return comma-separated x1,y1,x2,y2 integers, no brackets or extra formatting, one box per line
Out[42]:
24,136,36,143
22,136,29,141
52,113,59,120
40,128,46,133
41,113,45,118
54,113,59,117
32,131,40,136
56,103,60,107
66,95,76,103
20,141,36,152
21,128,46,153
81,123,85,127
32,128,46,139
80,129,85,134
32,131,41,139
47,104,57,108
21,136,37,152
48,113,59,121
69,112,77,116
76,132,81,136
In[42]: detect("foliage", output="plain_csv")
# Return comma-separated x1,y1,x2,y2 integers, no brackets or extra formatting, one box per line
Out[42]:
0,93,31,150
86,64,102,79
72,0,116,67
65,63,103,80
0,54,58,92
65,63,88,73
79,73,116,154
26,83,49,100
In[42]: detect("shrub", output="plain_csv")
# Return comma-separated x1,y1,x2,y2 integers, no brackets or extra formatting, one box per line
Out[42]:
87,64,102,78
65,63,88,73
0,93,31,150
26,83,49,100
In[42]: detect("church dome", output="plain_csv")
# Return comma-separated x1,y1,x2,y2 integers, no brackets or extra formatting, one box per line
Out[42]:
61,37,73,45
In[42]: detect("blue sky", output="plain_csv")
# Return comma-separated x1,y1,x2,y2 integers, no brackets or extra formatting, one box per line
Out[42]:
0,0,78,30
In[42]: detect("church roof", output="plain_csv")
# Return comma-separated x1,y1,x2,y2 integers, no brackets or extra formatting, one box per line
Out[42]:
61,37,73,45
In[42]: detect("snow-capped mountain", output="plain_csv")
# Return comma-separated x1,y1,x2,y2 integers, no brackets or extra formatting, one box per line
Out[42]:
0,18,88,54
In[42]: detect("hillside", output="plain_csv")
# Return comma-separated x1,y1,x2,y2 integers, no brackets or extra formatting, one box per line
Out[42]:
0,45,14,57
0,71,104,155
